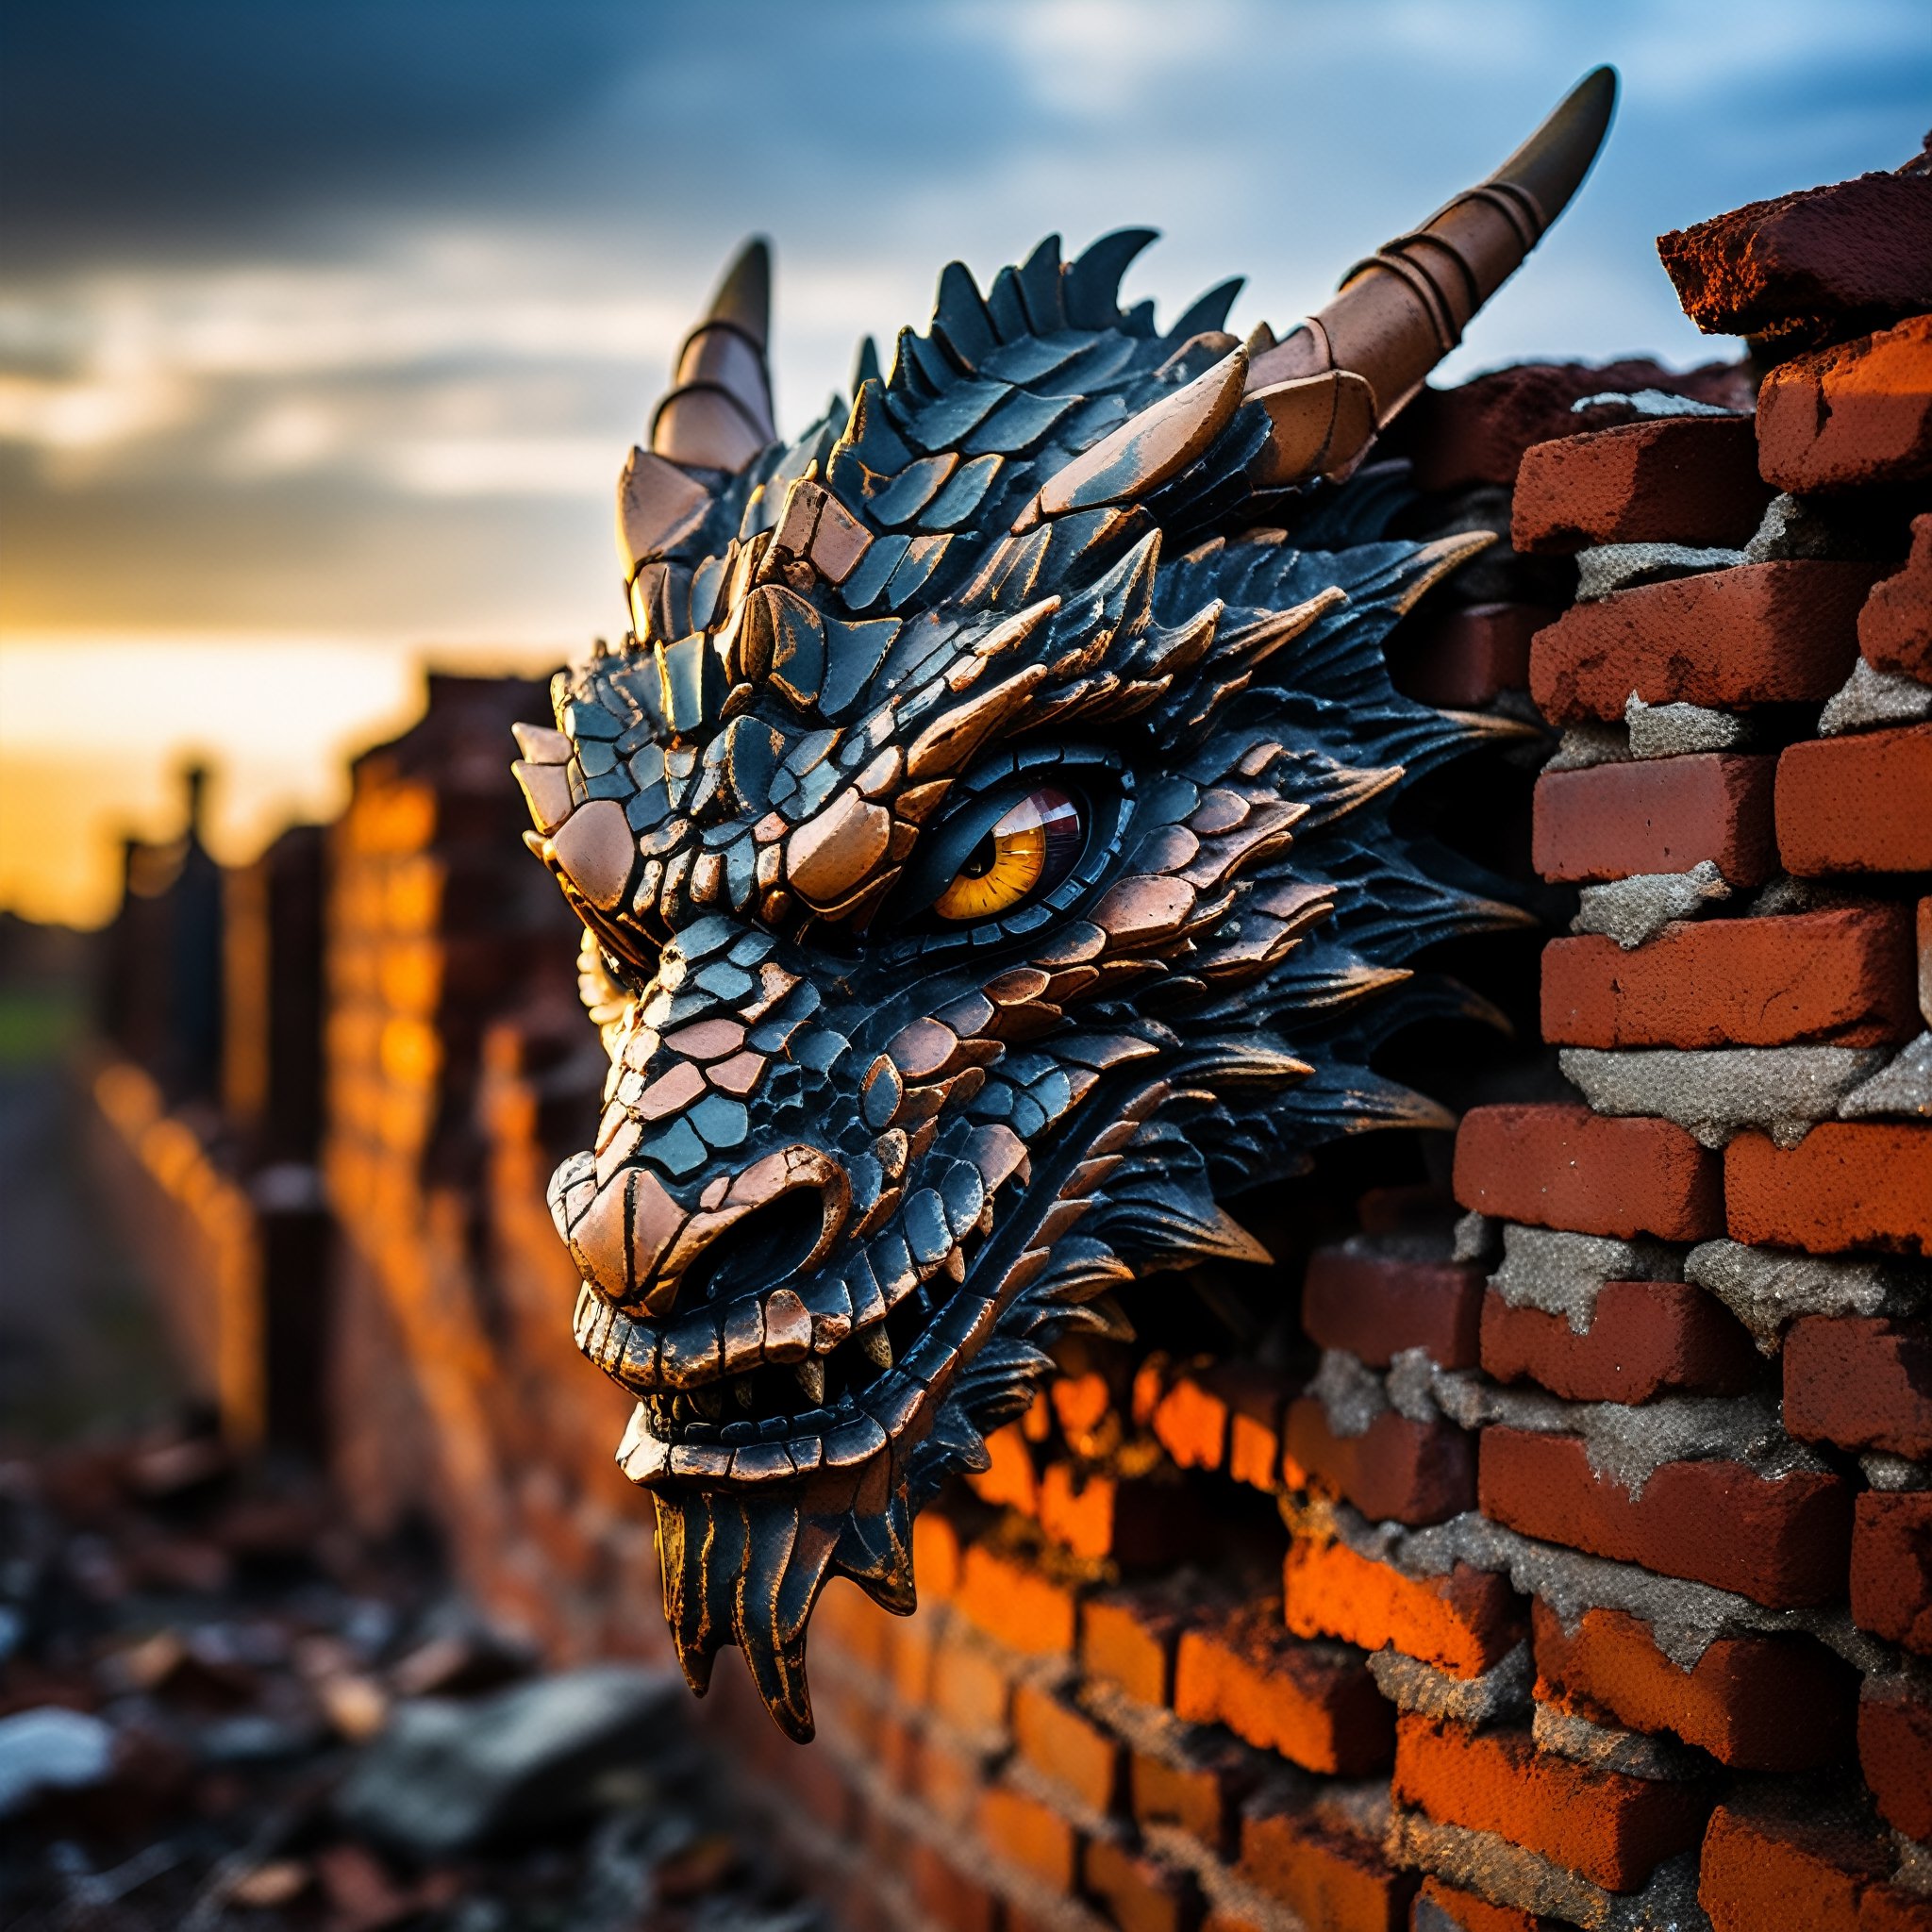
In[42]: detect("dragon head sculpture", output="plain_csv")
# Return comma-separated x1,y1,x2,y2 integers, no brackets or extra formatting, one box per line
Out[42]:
514,70,1614,1738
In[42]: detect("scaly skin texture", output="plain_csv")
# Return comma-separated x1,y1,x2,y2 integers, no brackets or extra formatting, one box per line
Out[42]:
516,233,1524,1738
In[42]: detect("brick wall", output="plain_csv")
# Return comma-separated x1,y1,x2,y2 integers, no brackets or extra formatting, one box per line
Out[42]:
87,152,1932,1932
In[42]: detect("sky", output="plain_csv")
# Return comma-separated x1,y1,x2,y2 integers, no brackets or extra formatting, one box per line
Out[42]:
2,0,1926,924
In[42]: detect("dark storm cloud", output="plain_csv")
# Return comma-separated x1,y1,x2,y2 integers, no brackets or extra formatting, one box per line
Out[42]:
0,1,625,265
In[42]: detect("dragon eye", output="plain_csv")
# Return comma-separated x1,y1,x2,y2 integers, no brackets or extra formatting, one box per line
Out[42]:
931,784,1083,923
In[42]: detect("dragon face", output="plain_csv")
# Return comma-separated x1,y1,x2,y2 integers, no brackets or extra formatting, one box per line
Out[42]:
511,69,1614,1740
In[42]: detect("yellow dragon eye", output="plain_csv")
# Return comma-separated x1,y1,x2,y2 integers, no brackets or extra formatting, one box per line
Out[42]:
932,785,1082,922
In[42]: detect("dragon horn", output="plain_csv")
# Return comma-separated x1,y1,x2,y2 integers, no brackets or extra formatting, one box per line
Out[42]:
1248,67,1618,485
650,236,777,473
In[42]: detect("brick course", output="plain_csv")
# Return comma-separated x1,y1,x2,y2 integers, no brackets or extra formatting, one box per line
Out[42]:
1453,1103,1724,1241
1513,416,1770,552
1529,1598,1856,1770
1850,1491,1932,1654
1532,753,1778,885
1528,561,1877,724
1777,724,1932,875
1725,1123,1932,1257
1479,1279,1759,1405
1541,906,1921,1049
1391,1714,1711,1891
1757,313,1932,491
1477,1426,1854,1607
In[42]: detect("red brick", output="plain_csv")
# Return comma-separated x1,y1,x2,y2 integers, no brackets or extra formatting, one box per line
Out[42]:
1786,1317,1932,1458
1303,1244,1483,1370
909,1841,1002,1932
1698,1797,1932,1932
1402,358,1750,491
813,1575,897,1674
1922,897,1932,1028
1528,561,1877,724
1150,1367,1233,1472
1777,726,1932,875
968,1424,1039,1515
1082,1838,1197,1932
1861,514,1932,684
914,1507,963,1603
1860,1680,1932,1841
1011,1680,1123,1816
890,1613,936,1708
1725,1124,1932,1258
1284,1400,1475,1527
1174,1602,1392,1775
918,1729,989,1829
1413,1876,1551,1931
1478,1426,1853,1607
1224,1369,1291,1491
1391,1715,1709,1892
1541,906,1921,1050
977,1783,1079,1889
1283,1538,1524,1678
1453,1103,1724,1241
929,1629,1012,1740
1532,754,1777,886
1387,602,1552,708
1758,313,1932,492
1513,416,1770,554
1038,1463,1191,1568
1480,1280,1759,1405
1657,171,1932,340
1129,1736,1255,1856
1529,1598,1855,1770
1851,1490,1932,1655
1081,1587,1183,1708
1240,1793,1417,1932
957,1543,1080,1657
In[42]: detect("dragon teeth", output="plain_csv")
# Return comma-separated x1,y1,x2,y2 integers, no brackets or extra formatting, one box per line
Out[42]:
794,1358,825,1405
691,1385,724,1422
859,1327,893,1370
734,1378,755,1410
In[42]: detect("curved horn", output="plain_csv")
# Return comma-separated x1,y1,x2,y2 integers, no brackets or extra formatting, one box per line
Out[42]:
1249,66,1617,480
651,237,777,473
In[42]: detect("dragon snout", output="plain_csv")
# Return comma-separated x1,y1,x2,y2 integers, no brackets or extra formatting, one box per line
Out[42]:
558,1143,850,1317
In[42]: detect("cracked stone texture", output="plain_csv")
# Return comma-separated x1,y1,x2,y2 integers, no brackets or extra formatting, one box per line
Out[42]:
1388,1814,1711,1932
1819,655,1932,736
1742,490,1895,564
1559,1044,1888,1148
1490,1224,1684,1332
1575,541,1742,602
1624,692,1753,758
1369,1642,1535,1726
1530,1701,1711,1782
1571,389,1736,423
1453,1209,1500,1267
1547,721,1632,771
1307,1348,1391,1439
1840,1032,1932,1120
1861,1451,1932,1492
1425,1374,1825,1502
1683,1238,1928,1353
1572,861,1733,948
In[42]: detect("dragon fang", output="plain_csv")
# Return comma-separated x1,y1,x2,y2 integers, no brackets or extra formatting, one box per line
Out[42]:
515,70,1617,1739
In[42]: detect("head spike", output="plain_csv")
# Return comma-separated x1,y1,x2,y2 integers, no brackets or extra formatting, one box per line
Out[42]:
1249,68,1617,459
651,238,776,472
1023,349,1248,526
1064,227,1158,328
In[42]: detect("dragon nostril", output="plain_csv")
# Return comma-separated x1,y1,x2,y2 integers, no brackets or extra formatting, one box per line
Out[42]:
675,1188,827,1313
